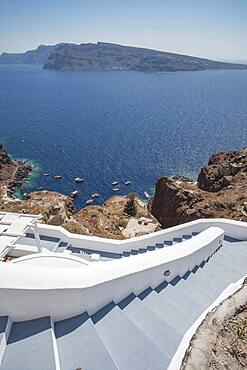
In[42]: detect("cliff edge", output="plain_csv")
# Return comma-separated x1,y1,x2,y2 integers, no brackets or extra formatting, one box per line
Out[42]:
150,147,247,228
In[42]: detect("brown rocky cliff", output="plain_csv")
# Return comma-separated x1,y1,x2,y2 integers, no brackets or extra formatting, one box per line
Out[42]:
71,195,161,239
0,144,18,186
197,148,247,192
151,147,247,228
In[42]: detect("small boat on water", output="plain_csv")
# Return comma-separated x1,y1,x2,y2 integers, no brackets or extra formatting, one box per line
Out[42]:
125,181,131,186
75,177,84,183
112,181,119,186
113,188,119,192
54,175,62,180
39,187,44,191
44,173,50,177
92,193,100,198
70,190,80,197
144,191,150,199
85,199,93,205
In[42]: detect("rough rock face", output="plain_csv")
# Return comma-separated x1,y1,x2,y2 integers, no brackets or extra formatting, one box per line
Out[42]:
0,144,33,198
151,147,247,228
73,195,161,239
197,147,247,192
1,191,74,226
0,144,18,187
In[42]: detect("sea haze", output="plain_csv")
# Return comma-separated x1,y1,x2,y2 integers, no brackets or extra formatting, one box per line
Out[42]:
0,65,247,208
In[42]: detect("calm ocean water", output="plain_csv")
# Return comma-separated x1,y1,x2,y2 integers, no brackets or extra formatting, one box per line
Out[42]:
0,65,247,208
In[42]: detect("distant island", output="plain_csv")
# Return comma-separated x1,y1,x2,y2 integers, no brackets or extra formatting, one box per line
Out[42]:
1,42,247,72
0,44,59,65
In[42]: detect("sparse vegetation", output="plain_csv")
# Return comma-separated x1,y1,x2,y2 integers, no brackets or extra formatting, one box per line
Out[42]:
124,192,137,217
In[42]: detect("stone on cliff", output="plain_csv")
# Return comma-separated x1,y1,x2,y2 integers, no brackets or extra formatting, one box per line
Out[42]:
197,147,247,192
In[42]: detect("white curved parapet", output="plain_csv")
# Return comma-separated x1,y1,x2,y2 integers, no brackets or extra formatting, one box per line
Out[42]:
0,227,224,321
37,218,247,254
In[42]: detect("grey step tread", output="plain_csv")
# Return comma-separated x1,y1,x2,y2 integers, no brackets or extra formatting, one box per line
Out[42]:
187,250,246,281
118,294,181,358
172,253,245,308
223,240,247,247
55,312,118,370
157,279,203,320
206,250,247,275
219,244,247,259
1,317,56,370
216,249,247,270
93,304,169,370
141,289,191,335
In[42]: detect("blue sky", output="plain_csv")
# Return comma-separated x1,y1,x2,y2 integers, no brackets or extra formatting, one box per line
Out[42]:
0,0,246,61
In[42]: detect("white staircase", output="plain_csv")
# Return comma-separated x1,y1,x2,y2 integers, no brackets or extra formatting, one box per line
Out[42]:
1,236,246,370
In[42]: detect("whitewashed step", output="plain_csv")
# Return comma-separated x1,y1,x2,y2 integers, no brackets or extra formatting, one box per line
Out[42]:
118,294,181,359
157,279,203,321
55,312,117,370
1,317,57,370
141,288,191,335
93,303,169,370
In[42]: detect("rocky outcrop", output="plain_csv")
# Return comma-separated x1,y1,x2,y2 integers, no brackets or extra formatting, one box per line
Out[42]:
72,195,161,239
0,144,33,198
7,162,33,198
197,148,247,192
1,191,74,226
0,144,18,186
151,148,247,228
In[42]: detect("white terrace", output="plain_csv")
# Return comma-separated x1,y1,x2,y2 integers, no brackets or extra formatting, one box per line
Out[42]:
0,211,246,370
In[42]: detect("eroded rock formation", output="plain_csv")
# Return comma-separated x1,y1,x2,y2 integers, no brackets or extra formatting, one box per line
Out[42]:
151,147,247,228
71,195,161,239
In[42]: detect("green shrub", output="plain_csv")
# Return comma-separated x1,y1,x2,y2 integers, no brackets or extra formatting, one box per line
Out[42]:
124,192,137,217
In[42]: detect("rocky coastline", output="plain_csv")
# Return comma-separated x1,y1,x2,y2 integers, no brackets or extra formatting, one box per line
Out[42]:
0,144,160,238
1,144,246,239
7,161,33,198
0,144,33,200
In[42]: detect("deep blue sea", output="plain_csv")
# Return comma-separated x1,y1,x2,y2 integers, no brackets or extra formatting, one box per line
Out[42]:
0,64,247,208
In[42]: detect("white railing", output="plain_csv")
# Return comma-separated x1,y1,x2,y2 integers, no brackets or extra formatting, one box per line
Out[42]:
0,227,224,321
37,218,247,254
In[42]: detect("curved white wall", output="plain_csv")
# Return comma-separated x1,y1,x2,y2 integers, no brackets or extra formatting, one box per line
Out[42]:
37,218,247,254
0,227,223,321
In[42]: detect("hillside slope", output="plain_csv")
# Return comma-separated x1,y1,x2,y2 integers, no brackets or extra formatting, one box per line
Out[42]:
44,42,247,72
